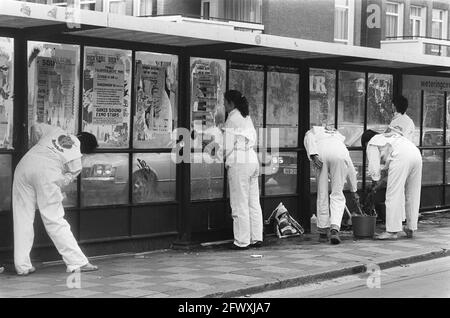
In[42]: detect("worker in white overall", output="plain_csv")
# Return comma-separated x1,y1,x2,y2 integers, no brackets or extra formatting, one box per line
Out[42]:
389,95,415,143
362,129,422,240
304,125,359,244
13,123,99,275
222,90,263,250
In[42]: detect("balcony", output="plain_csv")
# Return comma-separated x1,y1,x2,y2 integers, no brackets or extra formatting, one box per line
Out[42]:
137,14,264,34
381,36,450,57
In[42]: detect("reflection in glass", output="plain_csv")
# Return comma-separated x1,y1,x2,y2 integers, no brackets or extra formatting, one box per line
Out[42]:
344,151,363,191
402,76,422,145
82,47,132,148
367,73,394,133
309,68,336,127
446,149,450,184
27,41,79,148
61,180,77,208
191,158,224,200
190,58,226,200
338,71,365,147
422,91,445,146
422,149,443,185
265,152,297,195
266,70,299,148
0,155,12,211
0,37,14,150
81,153,129,206
446,94,450,146
229,67,264,129
134,52,178,149
132,153,176,203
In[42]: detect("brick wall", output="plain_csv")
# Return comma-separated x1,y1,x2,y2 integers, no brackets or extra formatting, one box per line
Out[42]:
262,0,335,42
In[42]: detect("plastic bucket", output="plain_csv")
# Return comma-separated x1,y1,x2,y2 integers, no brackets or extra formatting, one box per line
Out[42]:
352,215,377,238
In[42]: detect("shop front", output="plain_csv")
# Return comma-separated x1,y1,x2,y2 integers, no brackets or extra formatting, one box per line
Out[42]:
0,0,449,262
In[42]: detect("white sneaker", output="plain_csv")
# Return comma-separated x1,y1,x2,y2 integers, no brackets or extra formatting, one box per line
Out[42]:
375,232,398,240
16,266,36,276
0,266,4,274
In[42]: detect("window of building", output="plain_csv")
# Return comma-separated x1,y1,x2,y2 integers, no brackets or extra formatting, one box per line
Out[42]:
385,2,404,39
202,2,210,19
334,0,354,44
51,0,97,11
410,6,426,38
224,0,262,23
107,0,127,15
432,9,448,39
133,0,156,16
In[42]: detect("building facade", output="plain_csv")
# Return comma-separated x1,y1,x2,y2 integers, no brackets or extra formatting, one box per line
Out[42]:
0,0,449,263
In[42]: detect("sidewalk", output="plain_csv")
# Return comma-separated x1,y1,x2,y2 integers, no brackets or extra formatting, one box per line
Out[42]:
1,212,449,298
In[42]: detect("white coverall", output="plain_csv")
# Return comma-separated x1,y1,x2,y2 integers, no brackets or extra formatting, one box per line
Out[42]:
13,124,89,274
366,133,422,233
389,112,415,143
304,126,358,233
223,109,263,247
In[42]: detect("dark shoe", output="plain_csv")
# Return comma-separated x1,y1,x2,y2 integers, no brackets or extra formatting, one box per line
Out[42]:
228,243,249,250
403,226,414,239
330,230,341,245
250,241,263,248
319,233,328,243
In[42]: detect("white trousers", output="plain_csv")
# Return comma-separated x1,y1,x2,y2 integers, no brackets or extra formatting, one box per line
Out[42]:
315,140,349,233
385,142,422,233
13,153,88,273
228,162,263,247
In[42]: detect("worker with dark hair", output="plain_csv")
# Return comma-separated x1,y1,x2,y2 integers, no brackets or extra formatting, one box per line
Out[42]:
223,90,262,250
13,123,99,275
389,95,415,142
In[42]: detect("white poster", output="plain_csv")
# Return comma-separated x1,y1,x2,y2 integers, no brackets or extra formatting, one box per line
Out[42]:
91,58,124,125
0,38,13,149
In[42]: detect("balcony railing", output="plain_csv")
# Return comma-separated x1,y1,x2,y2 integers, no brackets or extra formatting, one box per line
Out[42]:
137,14,264,33
382,36,450,57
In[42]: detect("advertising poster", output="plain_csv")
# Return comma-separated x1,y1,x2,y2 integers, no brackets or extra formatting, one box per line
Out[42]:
190,58,226,152
134,52,177,149
83,47,131,148
28,42,78,148
0,38,13,149
91,59,124,125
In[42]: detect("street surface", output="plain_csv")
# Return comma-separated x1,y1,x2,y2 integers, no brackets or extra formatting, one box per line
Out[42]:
248,256,450,298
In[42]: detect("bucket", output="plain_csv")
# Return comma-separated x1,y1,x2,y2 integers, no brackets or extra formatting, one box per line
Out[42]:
352,215,377,238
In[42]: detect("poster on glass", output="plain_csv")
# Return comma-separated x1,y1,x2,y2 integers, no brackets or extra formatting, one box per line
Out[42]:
134,52,177,149
27,41,79,146
0,37,13,150
83,47,131,148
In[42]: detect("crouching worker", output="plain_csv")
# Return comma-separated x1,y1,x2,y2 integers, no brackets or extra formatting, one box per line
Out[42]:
304,125,359,244
362,128,422,240
13,123,99,275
